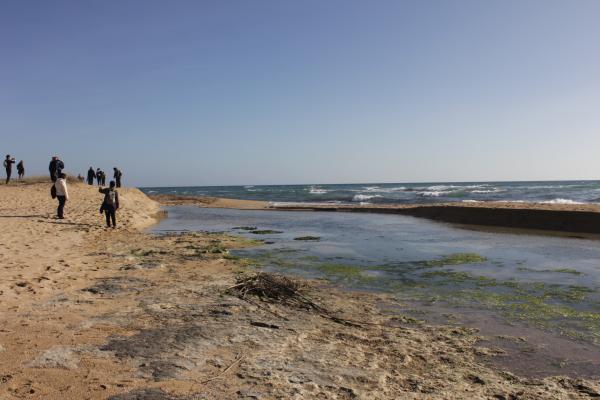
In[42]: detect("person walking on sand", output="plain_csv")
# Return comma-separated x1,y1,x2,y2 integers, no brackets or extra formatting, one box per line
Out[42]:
4,155,15,184
113,167,123,188
87,167,96,185
16,160,24,180
99,180,119,228
54,173,69,219
96,168,102,186
49,156,64,182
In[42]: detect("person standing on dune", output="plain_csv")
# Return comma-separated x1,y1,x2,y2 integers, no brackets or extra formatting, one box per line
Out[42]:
54,173,69,219
49,156,64,182
16,160,24,180
4,155,15,184
113,167,123,188
87,167,96,185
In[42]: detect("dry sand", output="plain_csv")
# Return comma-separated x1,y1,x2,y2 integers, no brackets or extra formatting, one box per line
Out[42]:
1,182,599,399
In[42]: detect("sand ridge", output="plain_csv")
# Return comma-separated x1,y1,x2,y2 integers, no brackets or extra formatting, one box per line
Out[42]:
1,183,599,399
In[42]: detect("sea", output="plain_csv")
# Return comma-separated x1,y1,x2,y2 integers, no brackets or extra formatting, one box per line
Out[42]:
141,180,600,205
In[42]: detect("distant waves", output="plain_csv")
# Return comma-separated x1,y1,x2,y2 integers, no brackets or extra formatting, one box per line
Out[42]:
140,181,600,205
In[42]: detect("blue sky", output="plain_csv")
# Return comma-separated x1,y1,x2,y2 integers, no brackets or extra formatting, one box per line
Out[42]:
1,1,599,186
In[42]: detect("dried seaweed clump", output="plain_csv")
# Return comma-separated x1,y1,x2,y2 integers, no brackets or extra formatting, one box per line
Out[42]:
228,273,321,312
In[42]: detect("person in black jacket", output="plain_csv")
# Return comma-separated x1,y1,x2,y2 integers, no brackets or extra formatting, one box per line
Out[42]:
113,167,123,188
16,160,24,180
87,167,96,185
99,181,120,228
4,155,15,184
49,156,64,182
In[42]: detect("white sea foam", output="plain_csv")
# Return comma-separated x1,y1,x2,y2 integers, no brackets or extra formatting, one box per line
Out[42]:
417,191,446,197
308,186,328,195
362,186,407,193
462,200,480,203
472,189,504,194
540,198,583,205
353,194,382,202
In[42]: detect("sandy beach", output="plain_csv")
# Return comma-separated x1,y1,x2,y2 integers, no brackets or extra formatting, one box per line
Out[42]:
1,182,600,399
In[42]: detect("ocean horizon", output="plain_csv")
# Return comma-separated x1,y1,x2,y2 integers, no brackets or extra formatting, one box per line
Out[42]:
140,179,600,205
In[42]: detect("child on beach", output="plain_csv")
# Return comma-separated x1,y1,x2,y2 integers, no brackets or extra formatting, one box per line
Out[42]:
99,181,120,228
54,173,69,219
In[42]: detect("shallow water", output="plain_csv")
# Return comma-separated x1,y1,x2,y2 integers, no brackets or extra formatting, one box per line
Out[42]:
153,206,600,376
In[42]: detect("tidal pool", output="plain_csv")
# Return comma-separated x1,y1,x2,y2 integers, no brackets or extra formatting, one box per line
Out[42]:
154,206,600,376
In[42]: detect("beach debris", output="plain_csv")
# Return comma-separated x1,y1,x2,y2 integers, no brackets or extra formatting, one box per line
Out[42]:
227,273,315,310
227,273,361,327
199,352,244,384
294,236,321,241
250,321,279,329
250,230,283,235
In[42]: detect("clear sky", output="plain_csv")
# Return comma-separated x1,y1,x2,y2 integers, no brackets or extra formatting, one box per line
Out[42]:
1,1,599,187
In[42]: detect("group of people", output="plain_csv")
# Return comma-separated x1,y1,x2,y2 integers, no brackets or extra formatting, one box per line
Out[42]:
49,157,122,228
2,154,123,228
4,154,25,184
86,167,122,187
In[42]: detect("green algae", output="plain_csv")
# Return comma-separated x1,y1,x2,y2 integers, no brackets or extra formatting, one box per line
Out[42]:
404,268,600,344
250,230,283,235
422,253,487,267
294,236,321,241
552,268,583,275
517,266,583,275
232,226,257,230
316,263,363,277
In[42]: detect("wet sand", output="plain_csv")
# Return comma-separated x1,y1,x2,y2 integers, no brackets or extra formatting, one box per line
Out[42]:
1,183,599,399
150,194,600,236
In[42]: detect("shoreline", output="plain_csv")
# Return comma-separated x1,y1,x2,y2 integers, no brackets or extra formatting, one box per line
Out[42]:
150,193,600,237
2,183,599,398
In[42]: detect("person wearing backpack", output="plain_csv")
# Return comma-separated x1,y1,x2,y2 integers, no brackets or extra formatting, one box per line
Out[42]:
99,181,120,228
54,173,69,219
49,156,64,182
16,160,24,180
